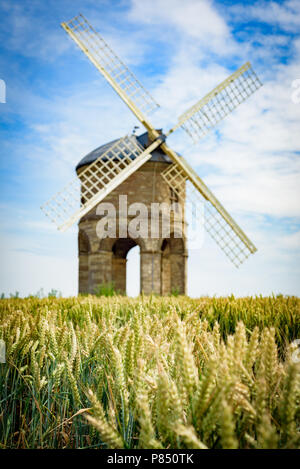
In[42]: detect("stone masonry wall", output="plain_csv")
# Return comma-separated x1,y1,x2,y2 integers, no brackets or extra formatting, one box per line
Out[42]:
78,160,187,295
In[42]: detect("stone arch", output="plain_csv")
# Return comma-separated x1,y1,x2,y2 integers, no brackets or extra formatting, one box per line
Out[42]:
86,235,150,295
112,237,138,294
98,237,115,252
112,238,137,258
98,235,146,253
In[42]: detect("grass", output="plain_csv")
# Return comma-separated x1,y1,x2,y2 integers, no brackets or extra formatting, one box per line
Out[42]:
93,282,120,297
0,294,299,449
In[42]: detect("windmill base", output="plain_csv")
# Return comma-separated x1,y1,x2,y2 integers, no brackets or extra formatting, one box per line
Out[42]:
77,161,188,296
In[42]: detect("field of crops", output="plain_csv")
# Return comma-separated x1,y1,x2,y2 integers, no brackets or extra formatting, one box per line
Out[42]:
0,295,299,449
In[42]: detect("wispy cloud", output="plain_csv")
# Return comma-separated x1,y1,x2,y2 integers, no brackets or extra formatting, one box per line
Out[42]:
229,0,300,34
129,0,233,52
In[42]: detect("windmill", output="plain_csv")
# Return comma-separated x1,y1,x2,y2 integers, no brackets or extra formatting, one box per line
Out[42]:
41,13,262,295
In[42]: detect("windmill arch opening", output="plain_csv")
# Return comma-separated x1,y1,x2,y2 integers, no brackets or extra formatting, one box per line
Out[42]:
126,244,140,297
111,237,140,296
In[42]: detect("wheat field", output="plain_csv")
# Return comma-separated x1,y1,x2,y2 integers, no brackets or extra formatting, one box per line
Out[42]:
0,295,299,449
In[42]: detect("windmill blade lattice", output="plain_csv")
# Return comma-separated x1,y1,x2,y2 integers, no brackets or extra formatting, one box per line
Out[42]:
61,14,159,117
161,163,256,267
173,62,262,143
41,13,262,269
41,136,160,232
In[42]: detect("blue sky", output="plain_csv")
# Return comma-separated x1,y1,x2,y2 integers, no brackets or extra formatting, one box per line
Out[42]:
0,0,300,297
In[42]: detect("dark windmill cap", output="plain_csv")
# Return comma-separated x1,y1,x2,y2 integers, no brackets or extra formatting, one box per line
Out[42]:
75,131,179,172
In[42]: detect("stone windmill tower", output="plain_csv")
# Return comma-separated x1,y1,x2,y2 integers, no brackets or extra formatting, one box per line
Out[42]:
76,131,187,295
41,14,262,296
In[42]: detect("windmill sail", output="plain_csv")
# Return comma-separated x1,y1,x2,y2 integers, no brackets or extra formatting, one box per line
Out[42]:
42,14,262,267
41,136,161,232
168,62,262,143
61,14,159,128
161,162,256,267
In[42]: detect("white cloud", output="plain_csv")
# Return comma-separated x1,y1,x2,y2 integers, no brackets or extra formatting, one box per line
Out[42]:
180,56,300,219
230,0,300,33
129,0,231,51
281,230,300,250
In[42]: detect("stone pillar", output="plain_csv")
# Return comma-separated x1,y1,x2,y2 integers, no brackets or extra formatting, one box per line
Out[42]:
88,250,112,294
140,251,161,294
112,257,127,294
170,252,187,295
78,253,89,294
